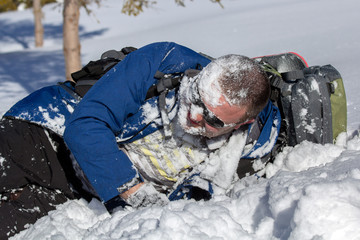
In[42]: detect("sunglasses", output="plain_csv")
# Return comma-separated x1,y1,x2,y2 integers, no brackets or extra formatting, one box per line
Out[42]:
191,83,254,128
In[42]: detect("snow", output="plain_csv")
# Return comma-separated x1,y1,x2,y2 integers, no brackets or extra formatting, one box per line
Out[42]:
246,119,279,160
1,0,360,239
198,55,257,106
198,130,247,192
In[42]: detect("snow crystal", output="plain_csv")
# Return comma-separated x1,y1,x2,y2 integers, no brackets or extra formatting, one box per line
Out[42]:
245,119,279,160
304,118,316,134
0,155,4,167
141,101,160,124
196,130,248,192
63,100,75,113
48,104,59,113
296,88,309,102
310,78,320,93
264,140,344,178
141,92,177,126
37,106,66,135
289,179,360,239
162,47,176,62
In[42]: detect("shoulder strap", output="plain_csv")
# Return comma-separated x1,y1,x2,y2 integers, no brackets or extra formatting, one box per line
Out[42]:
150,69,201,139
70,47,138,98
145,71,184,100
71,58,120,81
57,81,82,102
151,71,185,139
281,70,304,81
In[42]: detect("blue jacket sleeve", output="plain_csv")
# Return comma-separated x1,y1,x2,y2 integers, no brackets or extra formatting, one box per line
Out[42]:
64,42,211,202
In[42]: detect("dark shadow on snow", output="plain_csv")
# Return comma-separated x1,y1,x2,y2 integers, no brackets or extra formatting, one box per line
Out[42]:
272,200,298,240
0,19,108,50
0,50,66,93
0,19,108,93
251,184,272,231
251,183,298,240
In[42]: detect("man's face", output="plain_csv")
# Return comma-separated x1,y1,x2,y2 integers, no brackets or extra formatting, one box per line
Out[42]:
177,75,252,138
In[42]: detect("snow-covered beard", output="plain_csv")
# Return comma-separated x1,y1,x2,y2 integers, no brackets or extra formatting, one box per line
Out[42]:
177,75,206,136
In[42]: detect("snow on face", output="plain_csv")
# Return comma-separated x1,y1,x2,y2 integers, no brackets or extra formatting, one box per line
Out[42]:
177,74,207,135
177,54,256,136
196,62,223,108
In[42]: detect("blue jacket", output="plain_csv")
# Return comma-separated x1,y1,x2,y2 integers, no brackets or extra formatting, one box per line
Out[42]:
64,42,281,202
4,42,281,202
4,82,78,135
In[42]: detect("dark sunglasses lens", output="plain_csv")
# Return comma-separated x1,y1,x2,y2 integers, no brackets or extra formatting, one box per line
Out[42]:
203,110,225,128
192,83,225,128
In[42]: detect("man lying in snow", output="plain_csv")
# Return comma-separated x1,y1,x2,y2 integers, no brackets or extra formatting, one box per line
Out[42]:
0,42,280,238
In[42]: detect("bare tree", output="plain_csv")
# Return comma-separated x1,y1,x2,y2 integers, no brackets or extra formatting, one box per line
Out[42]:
63,0,81,81
62,0,222,81
121,0,222,16
121,0,155,16
33,0,44,47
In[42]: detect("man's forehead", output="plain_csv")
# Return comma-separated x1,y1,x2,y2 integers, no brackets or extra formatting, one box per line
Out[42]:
197,74,223,108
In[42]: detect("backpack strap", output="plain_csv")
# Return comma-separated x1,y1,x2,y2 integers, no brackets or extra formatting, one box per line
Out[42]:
255,61,306,168
71,47,138,98
151,71,184,139
71,58,120,81
281,70,305,81
145,71,183,100
74,80,98,87
150,69,201,139
57,81,82,102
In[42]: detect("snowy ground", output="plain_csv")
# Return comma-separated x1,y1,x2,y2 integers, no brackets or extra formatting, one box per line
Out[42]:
1,0,360,239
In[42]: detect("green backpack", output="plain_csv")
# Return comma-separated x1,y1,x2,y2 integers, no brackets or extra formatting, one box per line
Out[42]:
237,52,347,178
256,52,347,147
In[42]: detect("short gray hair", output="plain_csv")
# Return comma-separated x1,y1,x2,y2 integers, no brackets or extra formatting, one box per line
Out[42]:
214,54,270,120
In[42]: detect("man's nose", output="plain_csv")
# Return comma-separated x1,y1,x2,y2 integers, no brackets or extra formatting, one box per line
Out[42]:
189,111,204,126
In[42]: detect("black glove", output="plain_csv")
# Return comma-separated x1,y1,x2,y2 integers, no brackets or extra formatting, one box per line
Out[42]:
168,174,213,201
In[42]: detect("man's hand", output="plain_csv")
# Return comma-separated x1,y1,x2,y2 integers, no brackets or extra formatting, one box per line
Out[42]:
121,182,169,208
119,182,144,200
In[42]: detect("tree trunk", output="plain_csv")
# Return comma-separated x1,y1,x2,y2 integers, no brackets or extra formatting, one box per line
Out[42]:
63,0,81,81
33,0,43,47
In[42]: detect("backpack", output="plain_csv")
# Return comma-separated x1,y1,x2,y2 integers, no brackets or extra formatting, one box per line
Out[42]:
65,49,347,164
234,52,347,178
255,52,347,148
70,46,138,97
